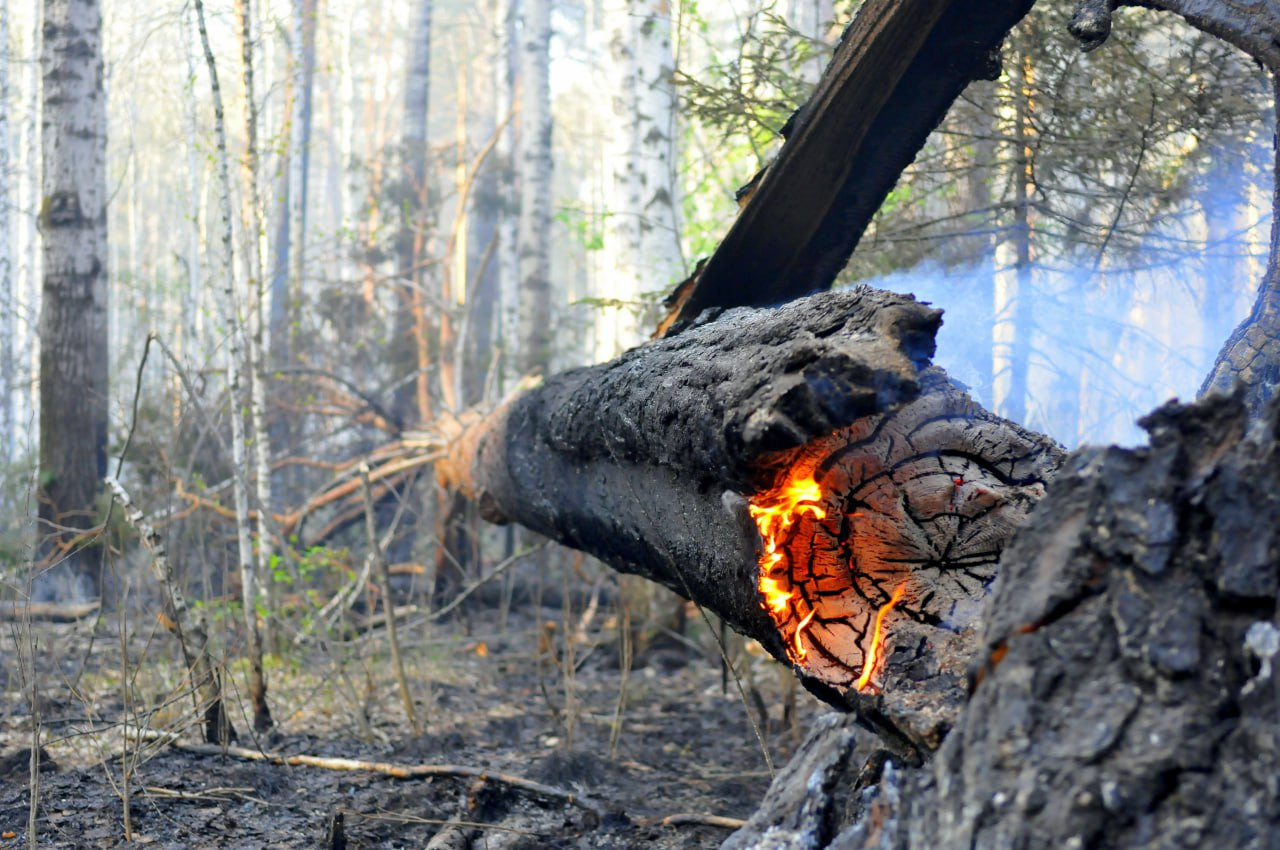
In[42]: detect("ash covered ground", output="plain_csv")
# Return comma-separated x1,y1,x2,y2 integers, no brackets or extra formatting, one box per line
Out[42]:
0,586,827,849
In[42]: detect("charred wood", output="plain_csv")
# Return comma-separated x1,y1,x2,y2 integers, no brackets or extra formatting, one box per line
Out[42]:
657,0,1035,333
440,288,1062,730
727,392,1280,849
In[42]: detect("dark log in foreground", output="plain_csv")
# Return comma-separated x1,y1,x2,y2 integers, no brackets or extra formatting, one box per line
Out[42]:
441,289,1062,737
726,392,1280,849
657,0,1034,334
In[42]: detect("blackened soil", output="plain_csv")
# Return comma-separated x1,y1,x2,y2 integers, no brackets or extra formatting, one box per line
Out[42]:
0,602,821,849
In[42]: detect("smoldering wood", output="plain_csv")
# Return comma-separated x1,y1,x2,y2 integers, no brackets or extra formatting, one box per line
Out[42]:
724,392,1280,850
441,288,1062,734
657,0,1035,334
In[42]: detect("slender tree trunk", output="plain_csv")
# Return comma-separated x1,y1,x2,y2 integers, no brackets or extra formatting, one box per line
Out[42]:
192,0,272,732
16,2,41,458
961,83,998,407
392,0,433,426
237,0,277,626
37,0,109,601
0,0,12,466
181,7,205,365
495,0,520,388
601,0,683,359
287,0,316,351
1003,45,1036,427
517,0,553,374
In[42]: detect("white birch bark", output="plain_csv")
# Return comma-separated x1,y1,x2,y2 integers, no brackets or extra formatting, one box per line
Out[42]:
599,0,682,360
517,0,554,373
16,3,40,456
192,0,272,731
495,0,520,389
37,0,109,600
237,0,276,604
1,0,12,465
181,7,204,361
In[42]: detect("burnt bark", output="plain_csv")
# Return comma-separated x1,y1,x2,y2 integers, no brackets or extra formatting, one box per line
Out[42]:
725,392,1280,849
443,288,1062,724
658,0,1035,333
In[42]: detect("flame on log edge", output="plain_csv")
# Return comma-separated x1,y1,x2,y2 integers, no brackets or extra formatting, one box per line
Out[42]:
437,289,1064,749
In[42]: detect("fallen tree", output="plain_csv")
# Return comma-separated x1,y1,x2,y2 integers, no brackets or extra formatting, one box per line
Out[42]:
439,288,1063,750
727,391,1280,849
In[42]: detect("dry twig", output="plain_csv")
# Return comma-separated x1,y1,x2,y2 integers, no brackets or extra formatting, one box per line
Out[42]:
141,733,603,815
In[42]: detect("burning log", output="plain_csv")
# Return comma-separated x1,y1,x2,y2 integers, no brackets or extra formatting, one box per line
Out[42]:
728,392,1280,849
440,288,1062,744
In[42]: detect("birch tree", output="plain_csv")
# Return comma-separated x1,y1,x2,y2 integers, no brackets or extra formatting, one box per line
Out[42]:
517,0,553,373
495,0,520,387
37,0,109,601
599,0,683,358
0,0,12,466
192,0,272,732
391,0,433,424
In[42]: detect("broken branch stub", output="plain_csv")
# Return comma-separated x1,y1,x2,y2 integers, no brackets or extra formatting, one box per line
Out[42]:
441,289,1062,730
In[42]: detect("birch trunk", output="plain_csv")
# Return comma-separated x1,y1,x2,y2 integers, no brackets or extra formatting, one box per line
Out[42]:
495,0,520,389
286,0,316,354
392,0,433,425
16,3,40,459
600,0,683,359
37,0,109,601
181,7,204,363
192,0,272,733
237,0,277,615
0,0,12,465
517,0,553,374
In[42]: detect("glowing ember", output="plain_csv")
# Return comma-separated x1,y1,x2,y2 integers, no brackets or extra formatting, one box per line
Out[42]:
748,471,826,665
855,583,907,692
749,462,909,691
793,608,816,661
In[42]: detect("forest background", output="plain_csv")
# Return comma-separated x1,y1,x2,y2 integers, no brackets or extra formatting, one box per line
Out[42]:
0,0,1274,782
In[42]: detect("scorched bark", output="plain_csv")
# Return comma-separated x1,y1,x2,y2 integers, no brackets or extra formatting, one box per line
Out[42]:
443,288,1063,714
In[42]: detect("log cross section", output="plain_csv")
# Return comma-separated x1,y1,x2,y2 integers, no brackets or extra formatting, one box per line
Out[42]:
443,290,1062,713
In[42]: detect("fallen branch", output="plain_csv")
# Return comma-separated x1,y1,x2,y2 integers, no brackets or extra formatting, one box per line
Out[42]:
0,600,101,622
656,813,748,830
106,477,235,744
149,735,603,815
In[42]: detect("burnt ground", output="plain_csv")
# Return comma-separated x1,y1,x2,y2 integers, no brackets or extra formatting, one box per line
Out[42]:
0,586,828,849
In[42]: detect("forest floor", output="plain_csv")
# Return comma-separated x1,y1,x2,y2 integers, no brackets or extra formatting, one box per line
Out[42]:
0,584,828,849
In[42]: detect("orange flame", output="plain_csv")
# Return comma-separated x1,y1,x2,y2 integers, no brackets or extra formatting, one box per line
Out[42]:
855,583,907,692
749,473,826,664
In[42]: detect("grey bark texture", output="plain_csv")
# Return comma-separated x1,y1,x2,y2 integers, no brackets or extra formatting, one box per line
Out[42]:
37,0,109,600
724,391,1280,850
516,0,553,374
452,288,1062,718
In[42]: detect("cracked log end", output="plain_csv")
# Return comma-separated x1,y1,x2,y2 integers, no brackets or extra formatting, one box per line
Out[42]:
751,370,1062,750
435,290,1063,733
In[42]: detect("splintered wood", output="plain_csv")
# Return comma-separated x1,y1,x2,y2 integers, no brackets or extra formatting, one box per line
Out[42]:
749,372,1056,692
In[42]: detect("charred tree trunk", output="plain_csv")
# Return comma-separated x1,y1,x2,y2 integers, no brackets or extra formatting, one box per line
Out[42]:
727,391,1280,850
657,0,1035,333
440,289,1062,733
